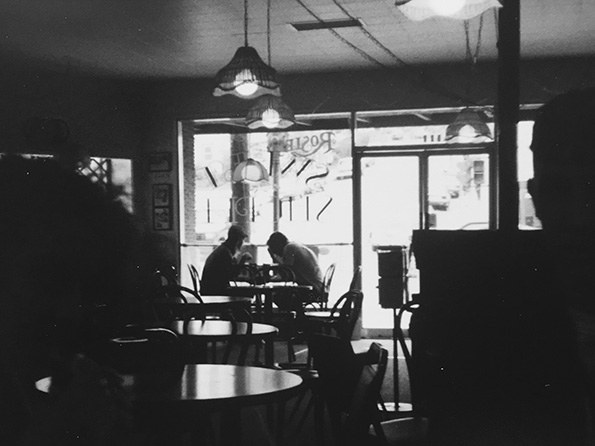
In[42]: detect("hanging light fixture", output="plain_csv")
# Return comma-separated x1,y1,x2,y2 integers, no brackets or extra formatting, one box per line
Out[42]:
245,0,295,130
232,158,270,182
445,108,492,142
397,0,501,21
246,95,295,129
213,0,280,99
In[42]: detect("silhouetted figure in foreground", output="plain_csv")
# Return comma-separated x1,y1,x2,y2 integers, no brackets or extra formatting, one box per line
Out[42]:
529,87,595,444
0,155,137,445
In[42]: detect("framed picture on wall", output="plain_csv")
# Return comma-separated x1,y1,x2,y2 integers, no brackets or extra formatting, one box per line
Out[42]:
153,207,172,230
153,184,172,207
148,152,172,172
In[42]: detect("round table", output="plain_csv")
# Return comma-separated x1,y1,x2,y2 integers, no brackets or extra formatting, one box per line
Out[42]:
36,364,303,445
170,319,278,341
170,319,279,365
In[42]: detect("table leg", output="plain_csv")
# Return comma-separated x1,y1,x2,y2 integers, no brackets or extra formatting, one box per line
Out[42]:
220,407,242,446
263,290,275,366
276,401,286,446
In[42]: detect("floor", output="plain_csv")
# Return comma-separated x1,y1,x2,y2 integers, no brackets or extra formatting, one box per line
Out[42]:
194,336,412,446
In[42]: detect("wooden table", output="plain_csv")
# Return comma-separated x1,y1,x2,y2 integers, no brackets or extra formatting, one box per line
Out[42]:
170,319,279,365
170,319,278,341
37,364,303,445
153,295,252,321
228,283,313,365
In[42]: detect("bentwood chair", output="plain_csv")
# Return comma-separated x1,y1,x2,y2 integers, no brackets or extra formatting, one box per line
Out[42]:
187,264,201,295
309,262,336,310
308,334,389,446
305,289,364,341
367,300,429,446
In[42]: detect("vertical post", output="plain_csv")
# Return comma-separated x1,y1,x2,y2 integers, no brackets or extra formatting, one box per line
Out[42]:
230,134,251,233
272,150,281,232
496,0,520,230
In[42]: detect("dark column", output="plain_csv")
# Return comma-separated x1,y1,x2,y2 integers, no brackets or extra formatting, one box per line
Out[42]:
496,0,520,230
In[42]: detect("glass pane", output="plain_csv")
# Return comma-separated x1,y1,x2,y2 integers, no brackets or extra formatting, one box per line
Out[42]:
517,121,541,229
428,154,490,230
361,156,419,329
187,127,354,302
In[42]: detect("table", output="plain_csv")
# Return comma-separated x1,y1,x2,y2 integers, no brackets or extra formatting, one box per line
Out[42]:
37,364,303,445
170,319,279,365
153,295,252,321
228,283,313,365
170,319,278,341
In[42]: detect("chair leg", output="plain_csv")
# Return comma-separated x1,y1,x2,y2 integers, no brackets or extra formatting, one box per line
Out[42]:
287,340,296,363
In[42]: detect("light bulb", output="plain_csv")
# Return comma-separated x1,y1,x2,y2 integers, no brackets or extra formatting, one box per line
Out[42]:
234,69,258,97
261,108,281,128
458,124,477,142
429,0,465,16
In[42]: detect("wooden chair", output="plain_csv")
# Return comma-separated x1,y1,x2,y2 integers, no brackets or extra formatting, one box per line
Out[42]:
308,334,389,446
187,264,201,295
305,290,364,341
368,300,429,446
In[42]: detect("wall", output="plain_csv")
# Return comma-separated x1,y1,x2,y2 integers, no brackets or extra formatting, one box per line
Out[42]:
0,60,142,158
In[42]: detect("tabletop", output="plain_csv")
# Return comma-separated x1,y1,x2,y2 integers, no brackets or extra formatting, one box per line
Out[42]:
169,319,278,340
36,364,302,408
128,364,302,409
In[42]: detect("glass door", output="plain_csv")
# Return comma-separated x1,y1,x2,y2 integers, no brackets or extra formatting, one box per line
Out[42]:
427,153,491,230
360,156,420,329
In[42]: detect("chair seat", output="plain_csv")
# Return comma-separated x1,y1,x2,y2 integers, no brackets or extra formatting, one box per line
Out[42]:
370,417,429,446
304,310,333,319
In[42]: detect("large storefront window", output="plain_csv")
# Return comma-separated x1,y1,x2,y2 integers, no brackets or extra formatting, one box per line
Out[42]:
180,112,539,333
183,125,354,305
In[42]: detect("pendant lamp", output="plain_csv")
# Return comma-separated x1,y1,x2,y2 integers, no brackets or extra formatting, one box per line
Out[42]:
445,108,492,143
246,95,295,129
232,158,270,182
213,0,280,99
245,0,295,130
398,0,501,21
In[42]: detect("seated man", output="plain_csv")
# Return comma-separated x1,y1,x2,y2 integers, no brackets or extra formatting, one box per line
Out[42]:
266,231,323,293
266,232,323,313
200,224,252,295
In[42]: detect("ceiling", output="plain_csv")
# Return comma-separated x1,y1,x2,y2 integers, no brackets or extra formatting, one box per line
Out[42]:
0,0,593,79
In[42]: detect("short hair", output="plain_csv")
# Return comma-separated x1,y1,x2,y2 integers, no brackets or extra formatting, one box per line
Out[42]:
530,88,595,165
266,231,288,255
228,224,248,241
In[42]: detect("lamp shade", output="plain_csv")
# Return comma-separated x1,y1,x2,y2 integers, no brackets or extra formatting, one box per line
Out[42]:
213,46,281,100
398,0,501,21
445,108,492,143
246,95,295,130
232,158,270,183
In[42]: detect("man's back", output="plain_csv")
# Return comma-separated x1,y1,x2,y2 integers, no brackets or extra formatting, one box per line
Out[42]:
283,242,323,292
200,243,234,295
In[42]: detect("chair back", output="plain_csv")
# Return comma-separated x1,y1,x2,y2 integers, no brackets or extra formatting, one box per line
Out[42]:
331,290,364,340
104,326,184,375
154,265,178,287
345,342,389,444
396,300,420,410
322,262,336,292
187,264,201,294
314,262,336,308
349,265,363,292
309,334,388,445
